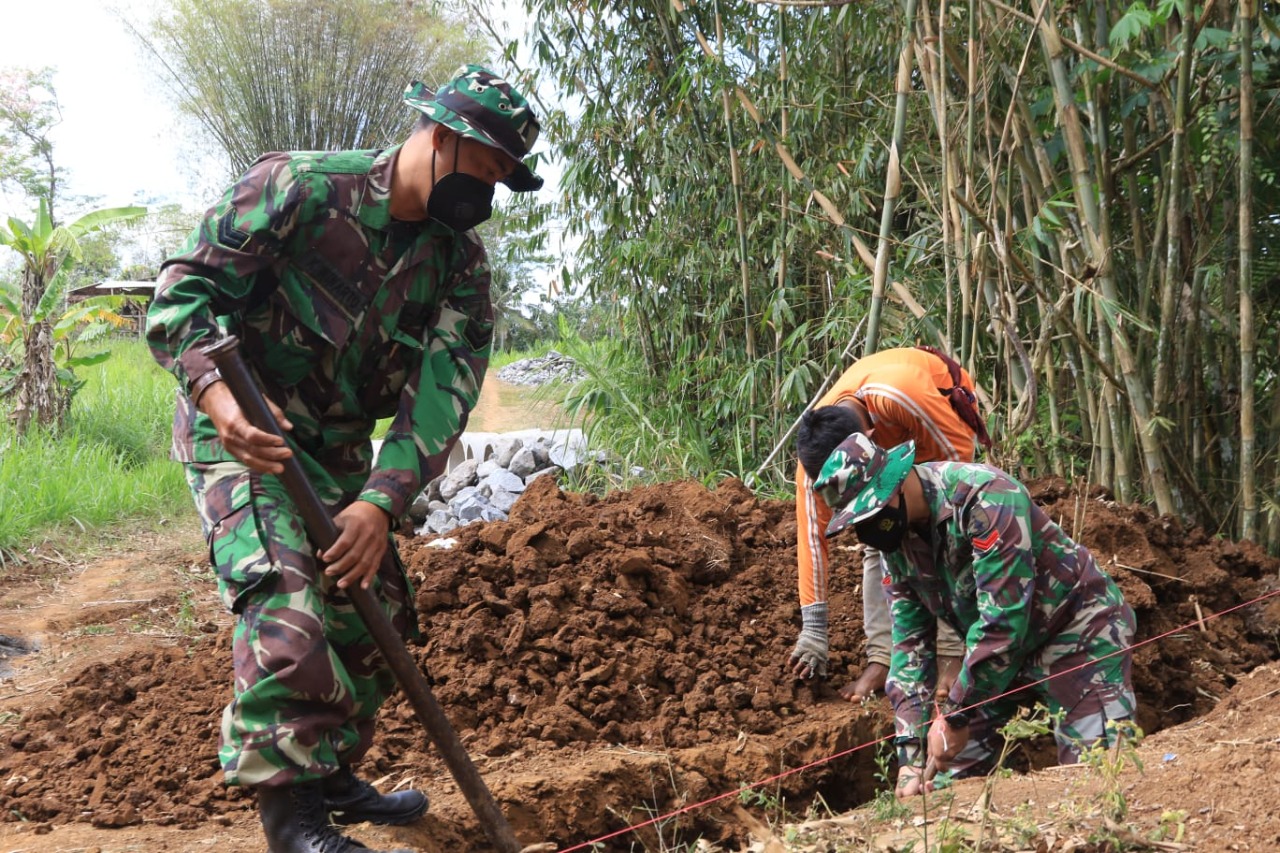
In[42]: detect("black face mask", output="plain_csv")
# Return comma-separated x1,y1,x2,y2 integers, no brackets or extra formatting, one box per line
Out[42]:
426,145,495,232
854,492,909,553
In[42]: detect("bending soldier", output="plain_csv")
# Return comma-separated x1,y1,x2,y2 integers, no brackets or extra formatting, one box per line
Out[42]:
812,432,1137,797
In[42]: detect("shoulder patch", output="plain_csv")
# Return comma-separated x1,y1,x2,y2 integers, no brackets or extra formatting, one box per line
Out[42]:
216,211,250,250
972,528,1000,552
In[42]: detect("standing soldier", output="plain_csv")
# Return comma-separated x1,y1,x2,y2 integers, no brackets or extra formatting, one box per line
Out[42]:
813,432,1137,796
790,346,990,702
147,66,542,853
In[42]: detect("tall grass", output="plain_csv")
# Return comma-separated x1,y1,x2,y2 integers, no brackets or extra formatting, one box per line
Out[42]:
0,338,191,558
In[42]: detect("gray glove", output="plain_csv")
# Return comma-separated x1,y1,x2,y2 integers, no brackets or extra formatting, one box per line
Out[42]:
790,603,830,679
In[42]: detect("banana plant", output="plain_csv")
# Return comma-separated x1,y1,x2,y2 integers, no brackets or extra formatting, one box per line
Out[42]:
0,198,146,433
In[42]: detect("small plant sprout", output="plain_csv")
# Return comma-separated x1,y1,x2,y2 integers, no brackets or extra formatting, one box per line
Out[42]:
870,738,912,822
1152,809,1188,843
1078,719,1145,822
973,703,1057,849
175,589,197,634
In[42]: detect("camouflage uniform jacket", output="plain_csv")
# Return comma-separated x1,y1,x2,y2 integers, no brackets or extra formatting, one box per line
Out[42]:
147,145,493,519
883,462,1126,734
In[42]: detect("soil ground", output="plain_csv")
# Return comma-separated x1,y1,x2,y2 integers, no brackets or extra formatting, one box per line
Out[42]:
3,379,1280,852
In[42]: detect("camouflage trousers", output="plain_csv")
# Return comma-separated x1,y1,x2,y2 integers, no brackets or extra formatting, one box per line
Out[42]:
186,461,417,788
903,597,1136,774
863,546,965,666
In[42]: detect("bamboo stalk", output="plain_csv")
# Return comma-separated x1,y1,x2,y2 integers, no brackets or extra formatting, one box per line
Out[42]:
713,1,757,364
775,3,790,419
865,0,921,354
959,0,978,364
1153,0,1196,414
1239,0,1257,540
1077,6,1132,501
1037,1,1173,513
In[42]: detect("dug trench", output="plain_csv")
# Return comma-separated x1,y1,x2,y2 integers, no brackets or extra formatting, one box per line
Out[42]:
1,475,1278,850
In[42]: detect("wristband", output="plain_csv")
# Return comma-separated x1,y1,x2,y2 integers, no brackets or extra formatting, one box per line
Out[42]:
944,709,970,729
189,368,224,406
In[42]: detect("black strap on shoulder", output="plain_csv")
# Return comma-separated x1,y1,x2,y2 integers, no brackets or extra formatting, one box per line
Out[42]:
916,345,993,449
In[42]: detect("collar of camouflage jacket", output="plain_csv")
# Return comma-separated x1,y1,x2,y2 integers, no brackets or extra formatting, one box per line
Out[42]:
355,144,402,232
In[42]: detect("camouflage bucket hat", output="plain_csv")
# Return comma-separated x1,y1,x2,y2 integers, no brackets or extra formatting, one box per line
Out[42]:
812,433,917,538
404,64,543,192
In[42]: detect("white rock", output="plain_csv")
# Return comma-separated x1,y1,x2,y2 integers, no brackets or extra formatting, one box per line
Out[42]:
426,509,455,534
548,444,581,470
481,468,526,494
448,486,480,512
439,458,480,501
530,440,551,468
525,466,563,484
490,489,519,513
494,436,524,467
509,447,539,478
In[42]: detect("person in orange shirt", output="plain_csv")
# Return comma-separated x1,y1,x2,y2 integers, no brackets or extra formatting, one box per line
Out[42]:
789,346,991,701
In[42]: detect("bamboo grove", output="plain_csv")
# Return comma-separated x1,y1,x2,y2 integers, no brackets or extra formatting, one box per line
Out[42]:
516,0,1280,549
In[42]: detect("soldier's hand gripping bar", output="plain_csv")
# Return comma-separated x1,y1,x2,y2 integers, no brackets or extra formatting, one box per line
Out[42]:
202,335,522,853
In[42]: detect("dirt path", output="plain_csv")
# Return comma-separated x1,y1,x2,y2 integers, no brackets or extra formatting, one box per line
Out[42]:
467,375,571,434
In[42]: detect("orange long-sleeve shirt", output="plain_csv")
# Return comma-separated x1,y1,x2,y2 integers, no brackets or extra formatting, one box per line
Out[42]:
796,347,981,608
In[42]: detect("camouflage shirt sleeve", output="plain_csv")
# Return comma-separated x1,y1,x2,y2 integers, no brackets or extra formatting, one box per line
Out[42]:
885,564,938,754
947,482,1037,710
358,236,493,519
146,153,306,398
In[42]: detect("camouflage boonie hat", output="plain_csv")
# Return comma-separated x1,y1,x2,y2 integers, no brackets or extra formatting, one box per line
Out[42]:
404,64,543,192
812,433,917,538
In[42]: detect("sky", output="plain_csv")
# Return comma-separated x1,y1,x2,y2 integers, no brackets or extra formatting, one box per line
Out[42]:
0,0,219,214
0,0,575,297
0,0,563,220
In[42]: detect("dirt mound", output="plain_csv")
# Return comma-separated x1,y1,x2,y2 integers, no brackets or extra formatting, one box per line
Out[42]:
400,477,819,752
2,475,1278,850
1028,478,1280,735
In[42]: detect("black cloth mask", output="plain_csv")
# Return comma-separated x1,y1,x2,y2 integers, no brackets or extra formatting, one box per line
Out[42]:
854,491,909,553
426,145,494,232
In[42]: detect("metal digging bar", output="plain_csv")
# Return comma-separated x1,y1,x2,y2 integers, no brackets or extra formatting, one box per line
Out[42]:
203,335,521,853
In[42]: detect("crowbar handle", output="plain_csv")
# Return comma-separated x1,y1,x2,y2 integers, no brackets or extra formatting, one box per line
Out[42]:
203,335,521,853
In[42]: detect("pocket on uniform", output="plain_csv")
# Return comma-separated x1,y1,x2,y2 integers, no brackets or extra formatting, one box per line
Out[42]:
204,475,281,615
382,546,422,646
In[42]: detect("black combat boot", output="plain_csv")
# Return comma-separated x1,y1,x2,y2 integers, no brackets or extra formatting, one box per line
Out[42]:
258,781,415,853
322,767,429,826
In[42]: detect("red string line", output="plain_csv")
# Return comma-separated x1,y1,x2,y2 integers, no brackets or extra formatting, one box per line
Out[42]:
555,582,1280,852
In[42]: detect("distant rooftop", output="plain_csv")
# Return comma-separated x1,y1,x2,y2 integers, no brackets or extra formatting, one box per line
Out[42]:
70,280,156,298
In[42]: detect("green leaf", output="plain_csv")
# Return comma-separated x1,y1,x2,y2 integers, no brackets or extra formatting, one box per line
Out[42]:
1195,27,1232,52
5,216,33,246
65,205,148,238
1109,3,1153,52
64,351,112,368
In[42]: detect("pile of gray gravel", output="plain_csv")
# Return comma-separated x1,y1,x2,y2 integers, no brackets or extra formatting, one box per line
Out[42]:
495,350,586,386
407,430,592,536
